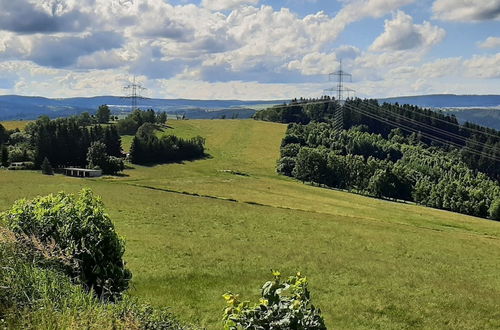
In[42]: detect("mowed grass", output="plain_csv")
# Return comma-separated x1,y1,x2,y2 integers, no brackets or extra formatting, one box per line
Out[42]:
1,119,500,329
0,120,32,130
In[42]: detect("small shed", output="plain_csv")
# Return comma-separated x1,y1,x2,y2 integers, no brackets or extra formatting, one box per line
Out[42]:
63,168,102,178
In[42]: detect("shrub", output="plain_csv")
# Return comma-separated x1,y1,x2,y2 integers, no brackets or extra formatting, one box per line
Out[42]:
41,157,54,175
0,227,188,329
87,141,124,175
222,271,326,329
1,189,131,300
490,199,500,221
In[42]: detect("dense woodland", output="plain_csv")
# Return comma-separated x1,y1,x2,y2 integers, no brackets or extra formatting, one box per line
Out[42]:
255,98,500,181
255,98,500,220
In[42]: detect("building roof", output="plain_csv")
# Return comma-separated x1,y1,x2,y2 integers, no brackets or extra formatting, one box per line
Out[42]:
63,168,102,173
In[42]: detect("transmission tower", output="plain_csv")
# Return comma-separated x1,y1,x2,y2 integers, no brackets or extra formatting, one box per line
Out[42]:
324,59,354,103
123,76,146,110
322,59,355,130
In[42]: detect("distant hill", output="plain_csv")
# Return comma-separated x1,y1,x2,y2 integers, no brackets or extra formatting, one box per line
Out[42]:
379,94,500,108
379,94,500,129
0,95,282,121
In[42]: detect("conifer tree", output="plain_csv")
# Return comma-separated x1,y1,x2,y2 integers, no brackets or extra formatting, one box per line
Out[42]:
41,157,53,175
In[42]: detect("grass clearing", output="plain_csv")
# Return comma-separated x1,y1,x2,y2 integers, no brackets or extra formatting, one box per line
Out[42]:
1,119,499,329
0,120,32,130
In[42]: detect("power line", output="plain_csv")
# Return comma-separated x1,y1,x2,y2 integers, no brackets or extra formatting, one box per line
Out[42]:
324,59,354,103
260,99,499,159
349,100,500,153
342,102,500,162
379,101,500,140
123,76,146,110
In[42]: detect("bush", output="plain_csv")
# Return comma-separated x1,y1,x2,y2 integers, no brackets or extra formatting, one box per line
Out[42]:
41,157,54,175
0,227,188,329
222,271,326,329
87,141,124,175
490,199,500,221
1,189,131,300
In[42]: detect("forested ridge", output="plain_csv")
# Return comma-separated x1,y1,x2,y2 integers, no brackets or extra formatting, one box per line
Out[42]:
255,98,500,220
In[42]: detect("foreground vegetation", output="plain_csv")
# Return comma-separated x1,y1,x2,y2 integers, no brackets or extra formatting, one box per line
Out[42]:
1,119,500,329
0,191,187,329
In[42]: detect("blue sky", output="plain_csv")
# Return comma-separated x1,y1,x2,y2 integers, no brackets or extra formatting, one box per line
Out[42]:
0,0,499,100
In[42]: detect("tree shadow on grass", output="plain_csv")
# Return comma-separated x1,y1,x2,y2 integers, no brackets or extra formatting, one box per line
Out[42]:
127,153,212,168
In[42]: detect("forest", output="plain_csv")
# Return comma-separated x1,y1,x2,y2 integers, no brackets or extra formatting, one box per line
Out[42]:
255,98,500,220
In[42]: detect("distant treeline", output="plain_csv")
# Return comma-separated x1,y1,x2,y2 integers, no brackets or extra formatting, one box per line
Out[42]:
129,123,205,164
0,116,121,169
278,123,500,219
255,98,500,181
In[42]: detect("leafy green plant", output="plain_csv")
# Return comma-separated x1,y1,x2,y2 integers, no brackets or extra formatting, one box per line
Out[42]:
222,271,326,329
0,226,189,329
1,189,131,300
489,199,500,221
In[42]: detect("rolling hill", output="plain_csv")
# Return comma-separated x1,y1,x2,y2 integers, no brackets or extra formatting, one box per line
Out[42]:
380,94,500,130
0,119,499,329
0,95,282,121
3,94,500,129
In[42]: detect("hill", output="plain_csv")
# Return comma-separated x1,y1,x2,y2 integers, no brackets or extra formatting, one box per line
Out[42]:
379,94,500,108
0,95,281,121
1,119,499,329
379,94,500,129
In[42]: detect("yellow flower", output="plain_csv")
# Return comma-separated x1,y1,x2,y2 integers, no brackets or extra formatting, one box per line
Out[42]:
272,270,281,277
259,298,269,305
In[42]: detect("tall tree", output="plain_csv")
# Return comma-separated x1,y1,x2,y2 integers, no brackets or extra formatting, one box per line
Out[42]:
0,123,7,145
1,144,9,167
96,105,111,124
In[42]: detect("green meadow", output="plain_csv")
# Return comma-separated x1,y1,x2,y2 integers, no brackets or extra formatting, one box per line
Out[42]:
1,119,499,329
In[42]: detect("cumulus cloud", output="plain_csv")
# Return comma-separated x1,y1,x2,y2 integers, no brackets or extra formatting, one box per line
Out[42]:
201,0,259,11
478,36,500,48
0,0,89,34
28,31,124,68
370,11,445,51
465,54,500,78
433,0,500,21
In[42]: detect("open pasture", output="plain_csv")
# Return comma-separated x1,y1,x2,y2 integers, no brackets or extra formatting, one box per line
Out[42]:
1,119,499,329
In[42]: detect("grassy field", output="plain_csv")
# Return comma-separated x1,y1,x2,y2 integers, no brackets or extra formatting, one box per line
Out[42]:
1,119,500,329
0,120,32,130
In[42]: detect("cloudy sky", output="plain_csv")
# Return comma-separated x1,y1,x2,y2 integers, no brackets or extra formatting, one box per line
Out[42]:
0,0,499,100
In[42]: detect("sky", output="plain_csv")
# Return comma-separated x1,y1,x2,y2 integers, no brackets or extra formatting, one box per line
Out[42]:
0,0,499,100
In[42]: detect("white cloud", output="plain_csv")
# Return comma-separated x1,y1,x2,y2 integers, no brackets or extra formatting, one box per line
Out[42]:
478,36,500,49
370,11,445,51
201,0,259,11
465,54,500,78
433,0,500,22
287,52,338,75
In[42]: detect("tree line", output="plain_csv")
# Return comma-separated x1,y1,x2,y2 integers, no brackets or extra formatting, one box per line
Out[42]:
0,115,123,174
255,98,500,181
278,122,500,220
129,123,205,164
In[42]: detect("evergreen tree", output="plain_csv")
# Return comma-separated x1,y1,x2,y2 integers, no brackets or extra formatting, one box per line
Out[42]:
0,123,7,145
96,105,111,124
156,111,167,124
1,144,9,167
41,157,54,175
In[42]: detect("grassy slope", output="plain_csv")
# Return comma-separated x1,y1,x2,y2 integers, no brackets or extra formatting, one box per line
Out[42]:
1,119,499,329
0,120,32,131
